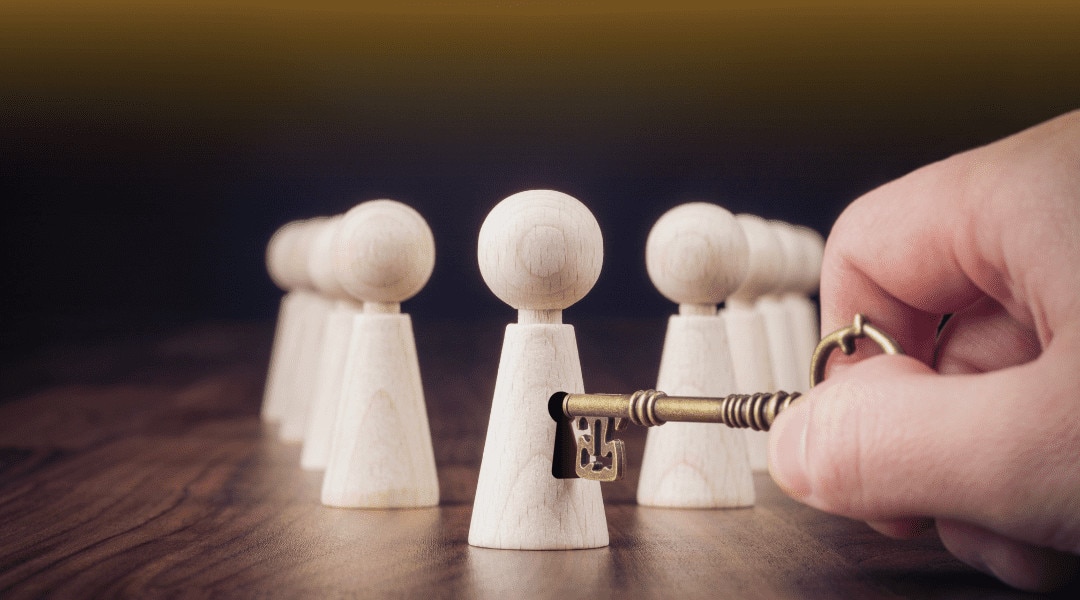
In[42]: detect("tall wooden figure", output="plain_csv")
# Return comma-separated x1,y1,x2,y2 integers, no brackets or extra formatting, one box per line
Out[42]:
469,189,608,549
321,200,439,508
783,225,825,382
279,217,333,443
636,202,755,508
755,222,803,398
722,214,786,471
301,214,365,471
261,219,305,424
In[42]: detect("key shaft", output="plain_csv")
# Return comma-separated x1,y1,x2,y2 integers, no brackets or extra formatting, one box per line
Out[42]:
551,388,801,432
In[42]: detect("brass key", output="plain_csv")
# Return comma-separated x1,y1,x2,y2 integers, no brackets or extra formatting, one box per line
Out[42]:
550,314,903,482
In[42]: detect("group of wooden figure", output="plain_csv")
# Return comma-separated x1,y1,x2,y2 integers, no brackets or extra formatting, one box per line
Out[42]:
260,190,824,550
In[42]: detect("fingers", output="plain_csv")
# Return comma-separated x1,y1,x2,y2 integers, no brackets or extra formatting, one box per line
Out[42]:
936,519,1079,592
820,111,1080,363
768,347,1080,551
935,295,1042,374
796,110,1080,593
820,169,981,366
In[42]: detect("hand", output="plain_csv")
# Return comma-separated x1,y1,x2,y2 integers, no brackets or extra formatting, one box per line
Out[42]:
768,111,1080,591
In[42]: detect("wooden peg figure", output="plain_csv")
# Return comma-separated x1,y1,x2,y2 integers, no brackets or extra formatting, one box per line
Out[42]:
300,214,365,471
753,222,803,405
261,219,306,424
784,225,825,382
321,200,439,508
636,202,755,508
278,217,333,443
722,214,785,471
469,189,608,549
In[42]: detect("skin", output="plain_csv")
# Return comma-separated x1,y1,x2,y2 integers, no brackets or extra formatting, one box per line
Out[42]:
768,110,1080,592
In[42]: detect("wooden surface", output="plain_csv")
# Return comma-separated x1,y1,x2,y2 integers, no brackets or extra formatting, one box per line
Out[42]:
0,319,1071,598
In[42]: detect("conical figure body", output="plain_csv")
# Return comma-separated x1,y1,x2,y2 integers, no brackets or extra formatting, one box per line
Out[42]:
721,302,775,471
301,299,362,470
469,190,608,549
321,200,439,508
636,202,755,508
322,306,437,506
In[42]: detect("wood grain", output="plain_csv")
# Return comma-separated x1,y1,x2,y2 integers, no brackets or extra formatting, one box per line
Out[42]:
0,320,1067,598
322,313,438,508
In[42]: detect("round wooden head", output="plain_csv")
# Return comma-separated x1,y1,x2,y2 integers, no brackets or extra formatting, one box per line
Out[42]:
287,217,328,291
266,220,304,291
477,189,603,311
333,200,435,304
769,221,803,295
792,225,825,295
729,213,786,303
306,215,348,300
645,202,748,307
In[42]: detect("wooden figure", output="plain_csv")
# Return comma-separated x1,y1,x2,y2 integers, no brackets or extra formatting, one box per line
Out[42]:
722,213,785,471
784,225,825,382
755,221,802,400
278,217,333,444
469,189,608,549
300,214,365,471
321,200,439,508
261,219,305,424
636,202,755,509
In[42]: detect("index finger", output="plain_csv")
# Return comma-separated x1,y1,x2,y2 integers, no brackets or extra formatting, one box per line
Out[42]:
820,111,1080,366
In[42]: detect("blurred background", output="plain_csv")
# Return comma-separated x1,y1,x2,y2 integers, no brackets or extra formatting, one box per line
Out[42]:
3,0,1079,358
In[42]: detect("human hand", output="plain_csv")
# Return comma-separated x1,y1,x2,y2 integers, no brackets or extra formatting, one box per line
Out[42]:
768,111,1080,591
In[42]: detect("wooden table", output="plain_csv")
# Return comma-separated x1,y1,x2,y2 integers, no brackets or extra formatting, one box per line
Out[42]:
0,319,1067,598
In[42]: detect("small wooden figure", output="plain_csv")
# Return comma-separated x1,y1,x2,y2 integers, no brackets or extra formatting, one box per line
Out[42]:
469,189,608,549
261,219,305,424
636,202,755,509
321,200,439,508
722,213,785,471
755,222,802,399
278,217,333,444
784,225,825,382
300,214,365,471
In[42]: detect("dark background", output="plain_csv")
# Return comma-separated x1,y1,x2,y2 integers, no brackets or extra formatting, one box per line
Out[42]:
3,1,1079,358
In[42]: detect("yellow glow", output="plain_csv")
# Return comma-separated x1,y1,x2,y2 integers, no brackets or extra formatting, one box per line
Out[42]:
4,1,1078,130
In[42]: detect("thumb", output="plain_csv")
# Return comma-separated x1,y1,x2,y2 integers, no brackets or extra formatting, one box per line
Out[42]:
767,350,1075,549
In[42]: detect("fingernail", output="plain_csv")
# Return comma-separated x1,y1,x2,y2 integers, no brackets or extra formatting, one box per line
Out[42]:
769,402,812,498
